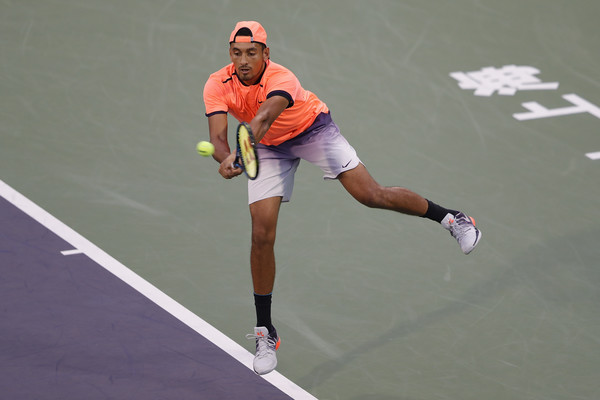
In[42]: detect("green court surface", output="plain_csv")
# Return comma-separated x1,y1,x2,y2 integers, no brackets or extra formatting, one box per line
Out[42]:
2,1,599,399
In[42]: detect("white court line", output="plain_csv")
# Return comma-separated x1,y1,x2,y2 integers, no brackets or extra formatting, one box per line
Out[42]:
61,249,84,256
0,179,317,400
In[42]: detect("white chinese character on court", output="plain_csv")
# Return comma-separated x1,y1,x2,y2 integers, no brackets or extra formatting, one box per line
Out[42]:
513,93,600,121
450,65,559,96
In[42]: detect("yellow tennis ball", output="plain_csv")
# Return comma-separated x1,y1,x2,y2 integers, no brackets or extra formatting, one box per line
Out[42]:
196,141,215,157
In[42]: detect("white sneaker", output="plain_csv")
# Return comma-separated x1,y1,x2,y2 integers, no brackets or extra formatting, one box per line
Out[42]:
441,212,482,254
246,326,280,375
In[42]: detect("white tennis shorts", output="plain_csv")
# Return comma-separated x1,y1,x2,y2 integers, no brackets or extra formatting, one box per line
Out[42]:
248,113,361,204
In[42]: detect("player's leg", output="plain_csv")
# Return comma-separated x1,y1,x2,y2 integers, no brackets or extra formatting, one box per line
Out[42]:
245,145,298,375
289,115,435,216
249,196,281,297
246,196,283,375
338,163,428,215
289,113,481,254
338,164,481,254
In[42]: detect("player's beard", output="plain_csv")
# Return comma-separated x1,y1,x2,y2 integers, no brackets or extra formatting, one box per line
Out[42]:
237,68,253,82
237,62,265,85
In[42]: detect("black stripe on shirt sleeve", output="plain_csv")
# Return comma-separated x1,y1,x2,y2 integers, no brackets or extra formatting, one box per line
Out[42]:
205,110,227,117
267,90,294,108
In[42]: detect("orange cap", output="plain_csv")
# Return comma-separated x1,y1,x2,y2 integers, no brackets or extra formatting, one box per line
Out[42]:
229,21,267,46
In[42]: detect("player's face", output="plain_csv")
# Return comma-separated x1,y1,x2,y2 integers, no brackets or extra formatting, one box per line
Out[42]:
229,42,269,85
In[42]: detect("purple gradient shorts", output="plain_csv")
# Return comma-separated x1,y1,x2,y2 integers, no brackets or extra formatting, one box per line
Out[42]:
248,113,361,204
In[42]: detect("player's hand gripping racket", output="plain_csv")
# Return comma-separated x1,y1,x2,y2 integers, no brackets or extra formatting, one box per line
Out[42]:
234,122,259,180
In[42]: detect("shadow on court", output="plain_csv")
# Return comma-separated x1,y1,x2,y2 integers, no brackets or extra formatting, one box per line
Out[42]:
298,228,600,398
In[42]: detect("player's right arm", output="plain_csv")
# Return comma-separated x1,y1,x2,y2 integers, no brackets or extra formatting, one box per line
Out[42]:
207,113,230,163
207,113,242,179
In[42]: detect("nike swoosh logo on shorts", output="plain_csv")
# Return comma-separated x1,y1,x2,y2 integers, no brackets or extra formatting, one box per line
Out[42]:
342,161,351,168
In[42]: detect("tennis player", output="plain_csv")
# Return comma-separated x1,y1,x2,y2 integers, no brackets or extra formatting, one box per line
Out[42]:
203,21,481,375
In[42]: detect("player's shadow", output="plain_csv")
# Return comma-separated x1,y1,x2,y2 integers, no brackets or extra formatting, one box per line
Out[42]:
297,227,600,393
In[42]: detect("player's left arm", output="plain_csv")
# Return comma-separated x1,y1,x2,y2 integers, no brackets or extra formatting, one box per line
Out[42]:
249,95,290,143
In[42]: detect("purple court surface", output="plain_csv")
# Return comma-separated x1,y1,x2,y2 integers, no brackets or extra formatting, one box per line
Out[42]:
0,182,312,399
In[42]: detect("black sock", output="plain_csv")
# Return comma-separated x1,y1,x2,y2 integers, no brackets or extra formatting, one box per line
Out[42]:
422,199,458,223
254,293,274,333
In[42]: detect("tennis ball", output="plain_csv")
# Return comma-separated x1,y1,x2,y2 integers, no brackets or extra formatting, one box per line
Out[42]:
196,141,215,157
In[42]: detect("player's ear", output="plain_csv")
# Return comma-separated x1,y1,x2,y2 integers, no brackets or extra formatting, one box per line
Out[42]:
263,46,270,60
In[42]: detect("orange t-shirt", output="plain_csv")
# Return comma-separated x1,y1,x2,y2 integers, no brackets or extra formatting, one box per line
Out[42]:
203,60,329,146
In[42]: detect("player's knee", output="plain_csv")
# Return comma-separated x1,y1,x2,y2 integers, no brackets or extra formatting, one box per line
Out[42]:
251,224,277,248
341,172,383,208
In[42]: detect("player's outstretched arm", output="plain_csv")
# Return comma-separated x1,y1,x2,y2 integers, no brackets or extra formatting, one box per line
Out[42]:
208,113,230,163
250,95,289,143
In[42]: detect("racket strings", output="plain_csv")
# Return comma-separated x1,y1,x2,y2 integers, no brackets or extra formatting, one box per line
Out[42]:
237,124,259,179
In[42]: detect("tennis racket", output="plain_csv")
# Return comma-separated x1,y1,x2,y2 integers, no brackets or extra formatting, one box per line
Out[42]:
234,122,259,180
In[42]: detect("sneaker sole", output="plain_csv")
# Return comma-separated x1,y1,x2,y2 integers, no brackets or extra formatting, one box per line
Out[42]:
464,228,482,255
